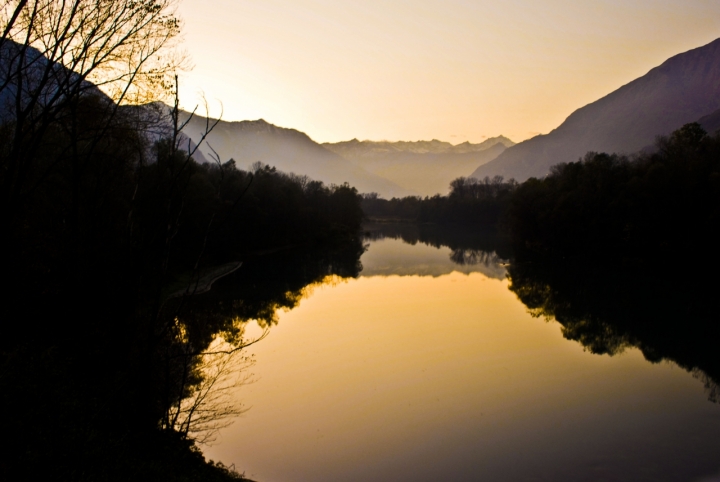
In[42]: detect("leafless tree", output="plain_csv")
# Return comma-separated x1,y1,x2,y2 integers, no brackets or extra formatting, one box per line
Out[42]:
0,0,183,214
1,0,182,104
162,329,268,445
1,1,265,447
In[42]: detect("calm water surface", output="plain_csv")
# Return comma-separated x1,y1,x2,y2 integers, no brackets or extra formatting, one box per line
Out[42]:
203,236,720,482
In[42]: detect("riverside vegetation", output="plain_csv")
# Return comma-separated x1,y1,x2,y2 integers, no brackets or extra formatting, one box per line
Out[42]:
362,122,720,398
363,123,720,266
0,1,364,478
0,90,365,479
0,91,365,479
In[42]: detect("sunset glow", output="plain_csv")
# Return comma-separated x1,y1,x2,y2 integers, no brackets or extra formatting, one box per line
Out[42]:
177,0,720,143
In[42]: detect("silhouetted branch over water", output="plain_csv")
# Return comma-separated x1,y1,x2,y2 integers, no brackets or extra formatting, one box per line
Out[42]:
0,25,365,478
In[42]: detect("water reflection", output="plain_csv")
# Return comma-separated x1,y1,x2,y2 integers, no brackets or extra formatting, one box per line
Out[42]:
154,238,365,441
161,223,720,481
173,237,365,328
187,223,720,409
507,254,720,402
203,237,720,482
361,222,509,279
362,222,720,402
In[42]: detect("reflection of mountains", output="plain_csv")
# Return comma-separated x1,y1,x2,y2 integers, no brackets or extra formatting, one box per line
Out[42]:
508,256,720,402
361,223,509,279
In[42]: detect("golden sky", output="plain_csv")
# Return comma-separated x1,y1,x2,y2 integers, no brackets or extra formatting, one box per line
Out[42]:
176,0,720,143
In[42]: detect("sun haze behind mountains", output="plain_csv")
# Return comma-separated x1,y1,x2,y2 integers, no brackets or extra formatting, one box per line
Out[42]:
324,137,514,196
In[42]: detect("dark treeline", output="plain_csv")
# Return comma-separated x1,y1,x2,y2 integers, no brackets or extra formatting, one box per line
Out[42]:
364,122,720,271
361,175,518,227
507,252,720,400
506,123,720,261
362,122,720,260
505,123,720,396
0,4,366,479
1,85,364,479
361,124,720,396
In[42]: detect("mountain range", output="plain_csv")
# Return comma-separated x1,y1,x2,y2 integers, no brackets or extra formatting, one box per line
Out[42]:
177,113,411,197
323,137,514,196
472,38,720,181
178,111,514,197
7,35,720,197
325,137,514,156
183,37,720,194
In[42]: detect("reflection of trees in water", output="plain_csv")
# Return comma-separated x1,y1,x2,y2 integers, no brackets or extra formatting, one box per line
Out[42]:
179,239,365,325
693,369,720,404
508,257,720,402
162,337,255,444
363,222,511,266
158,238,366,438
450,249,504,267
362,222,421,244
502,126,720,401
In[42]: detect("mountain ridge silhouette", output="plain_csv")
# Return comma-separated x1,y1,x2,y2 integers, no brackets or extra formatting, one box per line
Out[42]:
177,112,412,197
324,136,513,195
471,37,720,181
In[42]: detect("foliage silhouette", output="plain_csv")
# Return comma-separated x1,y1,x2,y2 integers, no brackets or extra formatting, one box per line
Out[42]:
361,175,517,228
0,85,364,482
505,123,720,400
506,123,720,261
507,254,720,401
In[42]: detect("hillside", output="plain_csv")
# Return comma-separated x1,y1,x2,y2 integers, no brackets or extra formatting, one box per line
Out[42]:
472,38,720,181
178,113,410,197
699,108,720,135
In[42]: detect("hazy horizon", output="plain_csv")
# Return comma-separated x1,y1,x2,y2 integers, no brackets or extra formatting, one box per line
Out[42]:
175,0,720,144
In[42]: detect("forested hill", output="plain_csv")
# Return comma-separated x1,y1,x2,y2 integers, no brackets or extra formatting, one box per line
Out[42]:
177,112,411,198
698,107,720,135
472,37,720,181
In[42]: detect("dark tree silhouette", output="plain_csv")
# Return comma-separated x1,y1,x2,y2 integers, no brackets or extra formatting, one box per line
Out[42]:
0,4,365,478
504,123,720,402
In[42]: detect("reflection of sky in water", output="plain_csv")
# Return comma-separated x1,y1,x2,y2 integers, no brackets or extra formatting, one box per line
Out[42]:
204,239,720,482
360,237,507,279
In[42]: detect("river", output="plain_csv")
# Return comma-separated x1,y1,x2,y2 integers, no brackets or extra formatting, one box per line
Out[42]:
201,229,720,482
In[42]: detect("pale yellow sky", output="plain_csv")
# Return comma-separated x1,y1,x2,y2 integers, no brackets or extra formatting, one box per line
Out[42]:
176,0,720,143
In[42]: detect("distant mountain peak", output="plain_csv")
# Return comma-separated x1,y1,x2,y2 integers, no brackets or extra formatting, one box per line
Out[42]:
199,116,321,144
323,135,512,196
323,135,514,156
174,111,411,198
